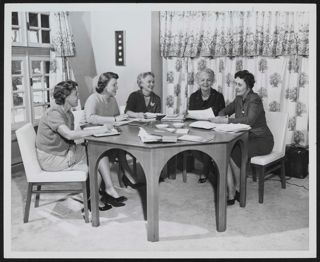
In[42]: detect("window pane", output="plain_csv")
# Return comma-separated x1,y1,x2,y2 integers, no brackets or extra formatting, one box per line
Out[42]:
41,14,49,28
45,61,50,74
28,30,39,43
12,12,19,26
44,76,50,89
12,61,22,74
41,30,50,44
33,91,49,104
12,77,24,91
31,76,42,89
34,105,48,120
11,29,20,43
31,61,41,74
13,93,24,106
29,13,38,27
12,108,26,123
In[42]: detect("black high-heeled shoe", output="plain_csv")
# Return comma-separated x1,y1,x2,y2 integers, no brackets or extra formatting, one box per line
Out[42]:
100,192,128,203
87,200,112,211
227,191,240,206
100,195,126,207
122,175,145,189
198,175,208,183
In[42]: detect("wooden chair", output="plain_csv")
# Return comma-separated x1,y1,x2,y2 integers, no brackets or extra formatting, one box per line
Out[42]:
15,123,90,223
250,112,289,203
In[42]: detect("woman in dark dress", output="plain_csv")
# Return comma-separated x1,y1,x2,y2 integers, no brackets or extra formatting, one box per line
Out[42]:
188,68,225,183
211,70,274,205
125,72,161,118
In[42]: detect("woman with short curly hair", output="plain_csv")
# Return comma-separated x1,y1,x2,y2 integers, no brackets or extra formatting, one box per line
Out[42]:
36,80,126,211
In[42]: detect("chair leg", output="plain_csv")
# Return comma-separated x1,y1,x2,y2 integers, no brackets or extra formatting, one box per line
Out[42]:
24,183,33,223
34,185,41,207
251,165,257,182
280,159,286,189
168,157,177,180
257,166,265,204
82,181,89,223
182,151,187,183
117,161,125,188
132,157,137,177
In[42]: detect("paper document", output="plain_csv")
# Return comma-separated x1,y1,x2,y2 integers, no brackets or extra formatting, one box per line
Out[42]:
189,121,217,130
187,108,215,120
178,135,207,142
138,127,162,143
93,128,120,137
214,123,251,133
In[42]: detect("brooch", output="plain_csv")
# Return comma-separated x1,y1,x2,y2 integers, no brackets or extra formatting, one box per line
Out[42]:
150,102,155,107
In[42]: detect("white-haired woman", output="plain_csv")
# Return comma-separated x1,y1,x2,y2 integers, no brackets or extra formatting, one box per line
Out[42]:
125,72,161,118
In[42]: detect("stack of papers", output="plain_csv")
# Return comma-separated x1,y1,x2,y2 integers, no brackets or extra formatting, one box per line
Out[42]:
214,123,251,133
161,114,185,122
144,112,166,119
138,127,162,143
187,108,215,120
138,127,178,143
189,121,217,130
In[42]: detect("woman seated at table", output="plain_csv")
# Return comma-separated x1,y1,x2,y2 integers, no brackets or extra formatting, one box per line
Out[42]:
35,80,127,211
125,72,161,118
188,68,225,183
84,72,141,190
211,70,274,205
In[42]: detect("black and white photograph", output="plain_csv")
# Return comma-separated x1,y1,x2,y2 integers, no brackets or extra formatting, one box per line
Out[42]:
3,2,317,259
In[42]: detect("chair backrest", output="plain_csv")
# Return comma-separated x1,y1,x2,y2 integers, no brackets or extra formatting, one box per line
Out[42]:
72,110,85,130
15,123,42,180
265,111,289,154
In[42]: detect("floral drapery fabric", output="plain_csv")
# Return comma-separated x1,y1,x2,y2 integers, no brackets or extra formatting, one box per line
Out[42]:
49,12,80,109
49,12,76,83
163,56,309,146
160,11,309,58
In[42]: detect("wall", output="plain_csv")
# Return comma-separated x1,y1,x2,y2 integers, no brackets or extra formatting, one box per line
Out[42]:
90,11,152,107
69,12,97,108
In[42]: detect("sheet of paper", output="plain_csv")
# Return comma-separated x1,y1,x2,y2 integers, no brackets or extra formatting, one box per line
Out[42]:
178,135,207,142
214,123,251,132
189,121,218,130
187,108,215,120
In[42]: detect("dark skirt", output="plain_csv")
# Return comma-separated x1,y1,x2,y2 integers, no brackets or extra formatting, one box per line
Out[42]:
231,135,274,167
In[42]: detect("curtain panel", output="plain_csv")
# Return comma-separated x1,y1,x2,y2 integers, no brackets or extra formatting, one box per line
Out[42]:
160,11,309,58
49,12,79,109
163,56,309,146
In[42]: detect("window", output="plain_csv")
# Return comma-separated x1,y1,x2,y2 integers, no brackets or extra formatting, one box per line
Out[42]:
11,12,51,130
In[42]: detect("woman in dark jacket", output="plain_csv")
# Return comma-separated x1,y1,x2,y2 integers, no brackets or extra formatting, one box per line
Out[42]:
188,68,225,183
211,70,274,205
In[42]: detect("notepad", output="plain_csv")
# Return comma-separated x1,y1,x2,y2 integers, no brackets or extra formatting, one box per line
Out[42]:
92,128,120,137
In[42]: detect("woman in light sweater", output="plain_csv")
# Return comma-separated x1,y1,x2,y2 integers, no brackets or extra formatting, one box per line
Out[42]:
84,72,142,189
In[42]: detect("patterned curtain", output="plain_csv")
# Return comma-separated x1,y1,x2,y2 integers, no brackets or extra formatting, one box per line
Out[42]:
49,12,79,109
161,11,309,146
160,11,309,58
